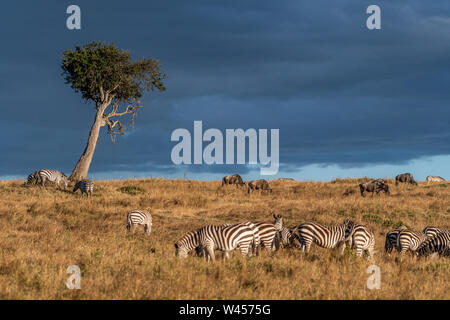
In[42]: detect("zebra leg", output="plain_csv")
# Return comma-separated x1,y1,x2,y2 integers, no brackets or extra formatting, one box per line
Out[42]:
205,246,215,262
41,176,46,187
130,224,137,234
356,247,363,257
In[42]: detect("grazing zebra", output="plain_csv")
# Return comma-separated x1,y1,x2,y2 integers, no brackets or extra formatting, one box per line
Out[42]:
27,171,41,185
126,210,152,235
385,226,407,253
346,224,376,258
253,221,278,251
175,224,255,261
296,218,354,254
38,169,69,190
73,180,94,197
276,226,301,248
220,221,261,256
417,232,450,257
422,226,449,238
396,229,427,255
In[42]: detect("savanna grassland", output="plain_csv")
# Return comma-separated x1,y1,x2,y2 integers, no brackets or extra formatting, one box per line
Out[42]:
0,177,449,299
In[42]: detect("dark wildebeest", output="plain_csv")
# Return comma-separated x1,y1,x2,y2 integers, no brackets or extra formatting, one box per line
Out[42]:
247,179,272,194
395,173,417,186
221,174,245,187
359,179,390,197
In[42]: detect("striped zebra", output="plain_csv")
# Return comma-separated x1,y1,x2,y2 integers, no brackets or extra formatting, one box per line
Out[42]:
253,221,278,252
422,226,449,238
27,171,41,185
38,169,69,190
417,232,450,257
272,214,283,231
396,229,427,255
385,226,407,253
73,180,94,197
346,223,376,258
276,226,301,248
296,218,354,254
126,210,152,235
175,224,255,261
219,221,261,256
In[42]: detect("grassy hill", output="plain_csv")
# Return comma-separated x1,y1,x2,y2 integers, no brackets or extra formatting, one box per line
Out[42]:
0,178,448,299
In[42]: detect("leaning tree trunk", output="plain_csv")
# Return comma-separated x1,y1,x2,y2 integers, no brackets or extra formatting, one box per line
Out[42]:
69,109,106,181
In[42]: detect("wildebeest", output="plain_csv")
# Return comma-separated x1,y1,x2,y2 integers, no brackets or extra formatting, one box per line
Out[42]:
395,173,417,185
359,179,390,197
221,174,245,187
247,179,272,194
426,176,445,183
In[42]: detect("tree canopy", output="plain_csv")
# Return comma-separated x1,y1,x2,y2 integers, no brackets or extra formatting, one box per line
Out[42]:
61,41,166,107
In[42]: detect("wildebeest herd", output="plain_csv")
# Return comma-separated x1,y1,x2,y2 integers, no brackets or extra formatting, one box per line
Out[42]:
24,170,449,260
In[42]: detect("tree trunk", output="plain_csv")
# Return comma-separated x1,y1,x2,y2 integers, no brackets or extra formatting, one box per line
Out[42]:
69,109,106,181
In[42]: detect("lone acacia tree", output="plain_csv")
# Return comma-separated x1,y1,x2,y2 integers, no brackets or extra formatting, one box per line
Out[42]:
62,41,166,181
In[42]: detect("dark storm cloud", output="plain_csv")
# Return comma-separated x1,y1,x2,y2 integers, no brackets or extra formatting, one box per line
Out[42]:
1,0,450,178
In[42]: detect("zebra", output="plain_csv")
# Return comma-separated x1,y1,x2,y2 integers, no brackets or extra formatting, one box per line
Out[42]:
346,223,376,258
272,214,283,231
175,224,255,261
253,221,278,252
126,210,152,235
422,226,449,238
276,226,301,248
38,169,69,190
27,171,41,185
296,218,354,254
73,180,94,197
396,229,427,255
219,221,261,256
417,232,450,257
385,226,407,253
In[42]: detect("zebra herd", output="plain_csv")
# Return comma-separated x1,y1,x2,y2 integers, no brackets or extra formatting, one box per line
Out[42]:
27,169,94,197
172,215,449,261
385,226,450,258
25,170,449,260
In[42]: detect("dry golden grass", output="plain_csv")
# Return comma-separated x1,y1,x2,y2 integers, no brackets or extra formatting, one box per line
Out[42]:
0,177,449,299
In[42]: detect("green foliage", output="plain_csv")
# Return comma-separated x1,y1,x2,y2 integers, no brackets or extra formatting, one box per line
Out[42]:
119,185,146,195
61,41,166,105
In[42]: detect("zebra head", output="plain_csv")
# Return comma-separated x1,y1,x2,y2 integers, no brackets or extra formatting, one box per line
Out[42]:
273,214,283,231
174,230,200,258
73,181,80,192
343,218,355,238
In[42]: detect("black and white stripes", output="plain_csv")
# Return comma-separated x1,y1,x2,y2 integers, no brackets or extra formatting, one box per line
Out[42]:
38,169,69,190
296,218,353,253
396,229,427,255
126,210,152,235
346,224,376,258
417,231,450,257
73,180,94,197
175,224,255,261
385,226,407,253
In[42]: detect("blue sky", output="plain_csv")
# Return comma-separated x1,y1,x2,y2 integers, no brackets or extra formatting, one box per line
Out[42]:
1,0,450,181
